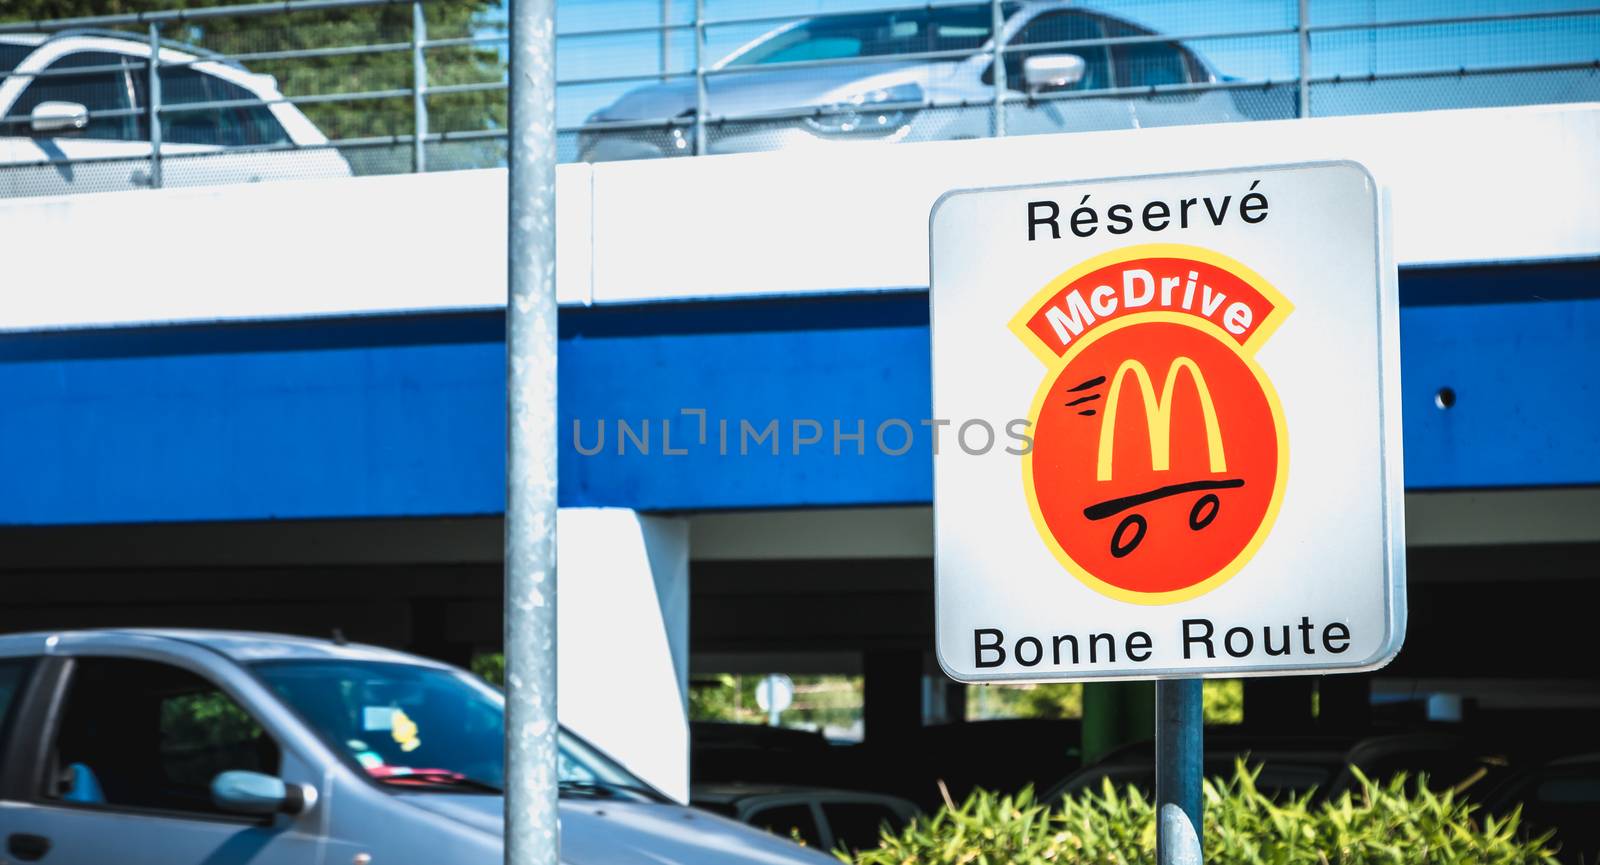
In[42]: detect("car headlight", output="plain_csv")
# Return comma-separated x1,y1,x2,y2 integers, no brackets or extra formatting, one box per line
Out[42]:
804,83,923,136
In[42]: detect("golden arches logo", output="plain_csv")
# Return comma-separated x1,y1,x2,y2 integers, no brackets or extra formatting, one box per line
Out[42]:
1097,357,1227,482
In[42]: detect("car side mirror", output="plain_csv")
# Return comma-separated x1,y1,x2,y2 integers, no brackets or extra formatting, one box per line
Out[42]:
212,770,316,816
30,101,89,134
1023,54,1087,92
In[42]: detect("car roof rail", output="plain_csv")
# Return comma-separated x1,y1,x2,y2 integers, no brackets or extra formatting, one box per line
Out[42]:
42,27,247,72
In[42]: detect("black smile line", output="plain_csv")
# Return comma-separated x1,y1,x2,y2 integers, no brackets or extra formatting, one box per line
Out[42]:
1083,478,1246,521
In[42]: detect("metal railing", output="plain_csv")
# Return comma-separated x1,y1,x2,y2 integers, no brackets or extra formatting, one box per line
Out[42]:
0,0,1595,196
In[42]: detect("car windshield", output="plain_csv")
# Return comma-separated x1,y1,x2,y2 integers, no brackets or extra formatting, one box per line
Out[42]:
251,659,662,800
723,4,1018,68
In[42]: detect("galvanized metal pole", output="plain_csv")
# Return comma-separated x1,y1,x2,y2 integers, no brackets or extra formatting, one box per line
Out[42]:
411,0,429,172
989,0,1006,137
1155,679,1203,865
505,0,559,859
147,23,163,189
1297,0,1311,118
692,0,708,155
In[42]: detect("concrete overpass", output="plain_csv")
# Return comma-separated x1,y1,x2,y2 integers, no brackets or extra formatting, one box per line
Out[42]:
4,103,1598,795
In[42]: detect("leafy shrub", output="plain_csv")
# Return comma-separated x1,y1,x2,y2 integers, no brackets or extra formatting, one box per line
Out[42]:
849,761,1558,864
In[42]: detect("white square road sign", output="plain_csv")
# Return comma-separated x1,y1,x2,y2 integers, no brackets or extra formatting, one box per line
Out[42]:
930,162,1404,682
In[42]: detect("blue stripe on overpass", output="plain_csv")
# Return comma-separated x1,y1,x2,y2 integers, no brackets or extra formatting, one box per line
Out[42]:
1,261,1596,524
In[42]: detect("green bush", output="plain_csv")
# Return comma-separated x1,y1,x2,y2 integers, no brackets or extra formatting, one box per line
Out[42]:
849,761,1559,865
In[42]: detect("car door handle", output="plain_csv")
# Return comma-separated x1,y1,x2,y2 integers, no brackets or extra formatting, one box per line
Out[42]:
7,833,51,861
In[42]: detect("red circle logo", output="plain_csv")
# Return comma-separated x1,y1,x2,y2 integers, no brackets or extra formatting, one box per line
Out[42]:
1012,245,1292,604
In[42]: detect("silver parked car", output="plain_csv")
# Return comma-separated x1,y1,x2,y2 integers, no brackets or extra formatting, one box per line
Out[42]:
0,629,838,865
579,1,1275,161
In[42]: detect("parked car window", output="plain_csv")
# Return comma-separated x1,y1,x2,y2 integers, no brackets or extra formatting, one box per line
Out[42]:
749,802,824,848
46,657,279,817
724,5,1012,68
255,659,505,792
0,43,33,75
253,659,663,801
1105,20,1193,88
995,11,1112,92
0,658,34,746
133,66,291,147
821,801,905,852
6,51,141,140
691,799,741,818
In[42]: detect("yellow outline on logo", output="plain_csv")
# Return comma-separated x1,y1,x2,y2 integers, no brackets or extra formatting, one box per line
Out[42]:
1011,243,1293,606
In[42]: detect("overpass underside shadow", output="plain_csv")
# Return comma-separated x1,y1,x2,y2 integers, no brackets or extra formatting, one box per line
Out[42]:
2,516,1597,716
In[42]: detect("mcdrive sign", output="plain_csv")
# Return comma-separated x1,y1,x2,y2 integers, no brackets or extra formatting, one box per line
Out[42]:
930,162,1405,682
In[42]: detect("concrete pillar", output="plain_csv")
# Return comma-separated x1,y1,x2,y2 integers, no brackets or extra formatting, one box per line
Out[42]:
556,508,690,801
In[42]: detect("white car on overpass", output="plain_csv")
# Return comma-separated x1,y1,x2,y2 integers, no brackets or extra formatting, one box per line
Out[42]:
0,30,350,197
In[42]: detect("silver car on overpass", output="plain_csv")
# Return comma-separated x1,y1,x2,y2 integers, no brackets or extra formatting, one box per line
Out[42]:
0,629,837,865
579,1,1279,161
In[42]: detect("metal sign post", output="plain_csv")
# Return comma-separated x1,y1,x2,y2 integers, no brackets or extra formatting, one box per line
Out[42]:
755,673,795,727
505,0,559,862
1155,679,1203,865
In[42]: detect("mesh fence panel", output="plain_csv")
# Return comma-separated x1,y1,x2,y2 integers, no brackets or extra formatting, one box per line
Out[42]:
1004,96,1135,137
558,131,582,165
0,157,160,200
703,104,992,155
341,142,416,177
1310,66,1600,118
572,124,695,162
1221,84,1301,124
1,0,1597,196
0,145,359,199
185,14,419,142
1310,14,1600,78
1176,33,1303,86
160,146,360,187
426,137,509,172
1091,0,1298,35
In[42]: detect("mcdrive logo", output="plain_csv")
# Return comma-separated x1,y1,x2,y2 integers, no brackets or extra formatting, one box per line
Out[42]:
1010,244,1293,605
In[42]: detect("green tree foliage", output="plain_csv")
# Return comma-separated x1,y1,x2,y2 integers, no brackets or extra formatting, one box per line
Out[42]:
160,690,262,748
690,674,864,735
969,683,1086,720
5,0,505,159
472,651,506,687
969,680,1243,724
1203,678,1243,724
689,673,755,721
158,691,270,786
850,762,1558,865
